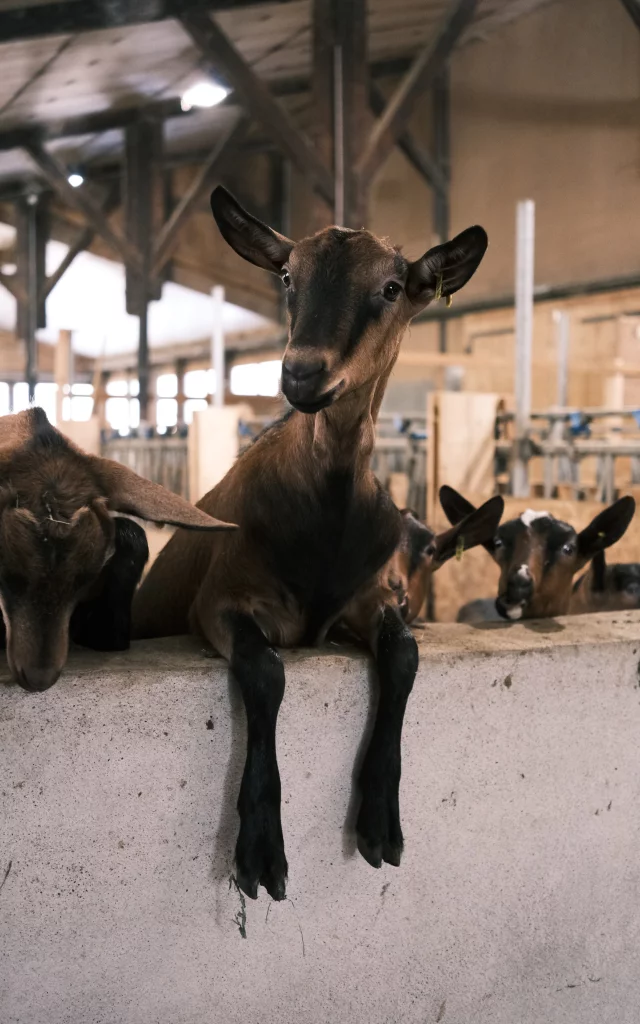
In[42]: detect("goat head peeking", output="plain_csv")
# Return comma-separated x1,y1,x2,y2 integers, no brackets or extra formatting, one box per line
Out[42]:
440,485,635,620
0,408,236,692
211,186,488,413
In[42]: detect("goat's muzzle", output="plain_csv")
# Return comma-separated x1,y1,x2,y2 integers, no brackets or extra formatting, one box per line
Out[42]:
281,357,342,412
496,564,534,621
14,664,61,692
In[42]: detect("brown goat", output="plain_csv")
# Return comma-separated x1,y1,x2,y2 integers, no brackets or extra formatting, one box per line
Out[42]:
387,497,504,623
134,186,488,901
0,407,235,692
441,485,635,621
570,550,640,615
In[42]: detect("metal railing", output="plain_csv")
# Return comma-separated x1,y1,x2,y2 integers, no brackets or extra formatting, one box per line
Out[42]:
103,435,189,498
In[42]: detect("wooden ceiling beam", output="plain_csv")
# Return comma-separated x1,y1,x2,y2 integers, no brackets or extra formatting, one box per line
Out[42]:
179,9,335,207
0,0,285,44
356,0,478,187
152,114,248,278
368,81,447,197
619,0,640,31
24,140,143,274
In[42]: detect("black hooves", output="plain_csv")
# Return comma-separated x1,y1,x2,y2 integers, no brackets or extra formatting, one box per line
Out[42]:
357,833,403,869
235,841,288,901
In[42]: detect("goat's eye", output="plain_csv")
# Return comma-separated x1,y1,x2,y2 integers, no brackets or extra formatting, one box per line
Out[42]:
382,281,402,302
562,542,575,556
493,537,503,549
281,269,291,288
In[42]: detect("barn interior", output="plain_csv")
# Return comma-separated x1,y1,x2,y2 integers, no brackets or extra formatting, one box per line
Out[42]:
0,0,639,618
4,4,640,1022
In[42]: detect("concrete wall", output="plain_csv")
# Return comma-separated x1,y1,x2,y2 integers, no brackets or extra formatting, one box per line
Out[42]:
3,614,640,1023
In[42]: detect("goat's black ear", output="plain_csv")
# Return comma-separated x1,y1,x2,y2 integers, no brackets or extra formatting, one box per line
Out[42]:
406,226,488,308
91,457,238,531
211,186,294,274
577,496,636,568
439,485,477,526
432,495,504,568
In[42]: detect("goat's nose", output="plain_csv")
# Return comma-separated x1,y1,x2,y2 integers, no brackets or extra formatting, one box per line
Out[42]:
282,357,325,383
506,566,534,602
15,665,61,693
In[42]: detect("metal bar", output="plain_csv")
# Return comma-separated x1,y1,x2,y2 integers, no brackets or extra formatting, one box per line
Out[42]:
138,302,150,426
179,10,335,207
211,285,225,407
151,115,247,278
513,199,535,498
356,0,478,186
369,82,447,196
25,140,143,274
553,310,570,408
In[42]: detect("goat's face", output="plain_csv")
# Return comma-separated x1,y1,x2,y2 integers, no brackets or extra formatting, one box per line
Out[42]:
0,408,237,692
440,487,635,621
390,496,504,623
210,187,488,412
0,488,115,691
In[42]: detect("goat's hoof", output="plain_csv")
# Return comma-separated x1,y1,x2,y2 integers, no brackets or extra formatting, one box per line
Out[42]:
381,841,403,867
235,840,288,901
357,835,383,869
235,868,259,901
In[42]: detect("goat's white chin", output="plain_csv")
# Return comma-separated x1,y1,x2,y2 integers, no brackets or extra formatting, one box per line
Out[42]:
505,605,524,620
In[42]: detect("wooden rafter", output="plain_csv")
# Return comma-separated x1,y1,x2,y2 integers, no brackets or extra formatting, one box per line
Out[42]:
24,140,143,274
152,115,248,278
356,0,478,187
619,0,640,30
40,182,120,303
179,9,335,207
368,82,448,198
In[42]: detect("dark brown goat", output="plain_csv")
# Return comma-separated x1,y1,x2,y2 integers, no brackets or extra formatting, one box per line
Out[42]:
134,186,488,901
0,407,235,691
387,497,505,623
570,550,640,615
441,485,635,621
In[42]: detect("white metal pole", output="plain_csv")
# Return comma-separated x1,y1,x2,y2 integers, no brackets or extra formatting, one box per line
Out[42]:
553,309,570,409
211,284,225,407
513,199,535,498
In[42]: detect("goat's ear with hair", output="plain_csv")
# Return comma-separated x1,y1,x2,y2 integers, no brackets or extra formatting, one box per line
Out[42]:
431,494,504,567
90,456,238,531
576,495,635,569
406,226,488,309
210,186,294,274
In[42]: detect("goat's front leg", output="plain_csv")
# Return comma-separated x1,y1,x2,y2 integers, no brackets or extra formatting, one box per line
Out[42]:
346,599,419,868
70,517,149,651
206,610,288,902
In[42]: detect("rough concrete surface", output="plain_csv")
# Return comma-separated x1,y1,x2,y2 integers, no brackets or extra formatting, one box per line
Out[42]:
2,612,640,1024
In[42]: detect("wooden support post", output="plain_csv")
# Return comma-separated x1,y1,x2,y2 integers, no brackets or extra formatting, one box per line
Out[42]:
335,0,368,227
311,0,335,229
124,119,163,427
54,328,72,424
176,358,186,428
25,140,143,273
356,0,477,188
15,192,47,401
433,67,450,353
151,115,247,278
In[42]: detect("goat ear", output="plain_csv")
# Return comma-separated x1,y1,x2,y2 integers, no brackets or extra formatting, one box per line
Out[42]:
576,496,635,568
431,495,504,568
439,485,477,526
91,457,238,531
406,226,488,308
211,186,293,274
